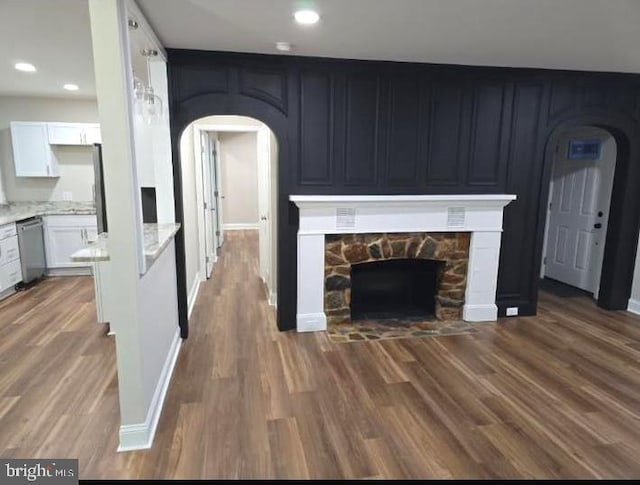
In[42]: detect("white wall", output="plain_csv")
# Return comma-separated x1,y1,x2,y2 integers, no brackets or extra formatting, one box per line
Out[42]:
179,124,202,303
218,131,259,227
0,96,99,202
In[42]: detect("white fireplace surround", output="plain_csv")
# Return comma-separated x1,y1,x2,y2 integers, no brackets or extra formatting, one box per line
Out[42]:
291,194,516,332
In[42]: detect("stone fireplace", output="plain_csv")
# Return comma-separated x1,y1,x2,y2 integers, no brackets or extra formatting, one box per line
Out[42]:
324,232,470,327
291,195,516,332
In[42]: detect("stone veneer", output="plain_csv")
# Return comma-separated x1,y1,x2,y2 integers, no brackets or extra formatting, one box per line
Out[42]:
324,232,470,326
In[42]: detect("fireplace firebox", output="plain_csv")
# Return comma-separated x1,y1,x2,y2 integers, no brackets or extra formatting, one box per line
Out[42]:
351,259,444,321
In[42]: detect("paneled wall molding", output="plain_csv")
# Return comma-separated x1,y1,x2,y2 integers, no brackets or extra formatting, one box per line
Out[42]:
168,49,640,330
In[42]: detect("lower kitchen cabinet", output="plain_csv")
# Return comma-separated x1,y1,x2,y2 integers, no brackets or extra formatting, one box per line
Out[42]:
0,222,22,297
44,215,98,275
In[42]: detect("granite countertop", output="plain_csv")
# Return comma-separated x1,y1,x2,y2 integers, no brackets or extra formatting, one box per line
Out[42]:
70,223,181,269
0,201,96,225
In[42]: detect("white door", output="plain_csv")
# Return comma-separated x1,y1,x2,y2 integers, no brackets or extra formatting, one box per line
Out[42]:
256,126,271,284
213,138,224,249
545,143,615,293
200,131,215,277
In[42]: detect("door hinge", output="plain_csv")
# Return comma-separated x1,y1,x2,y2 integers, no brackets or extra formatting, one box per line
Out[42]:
549,202,552,210
204,202,208,209
216,230,220,236
214,191,219,197
543,256,547,264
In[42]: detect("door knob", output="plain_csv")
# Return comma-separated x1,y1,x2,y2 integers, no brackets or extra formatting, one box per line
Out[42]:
594,223,602,229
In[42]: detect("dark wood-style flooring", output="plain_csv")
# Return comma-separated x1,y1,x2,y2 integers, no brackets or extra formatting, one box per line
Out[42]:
2,230,640,478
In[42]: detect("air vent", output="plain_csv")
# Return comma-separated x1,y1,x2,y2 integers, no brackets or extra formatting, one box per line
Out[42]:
336,208,356,229
447,207,466,228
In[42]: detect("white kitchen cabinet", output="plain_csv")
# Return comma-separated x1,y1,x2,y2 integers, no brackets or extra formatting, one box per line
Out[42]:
47,122,101,146
10,122,59,177
44,215,98,272
0,223,21,297
84,124,102,144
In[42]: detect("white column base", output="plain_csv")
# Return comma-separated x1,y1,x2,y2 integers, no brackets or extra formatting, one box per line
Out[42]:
296,312,327,332
463,303,498,322
627,298,640,315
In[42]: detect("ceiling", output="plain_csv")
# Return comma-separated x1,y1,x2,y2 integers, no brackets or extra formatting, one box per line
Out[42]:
2,0,640,101
138,0,640,74
0,0,95,99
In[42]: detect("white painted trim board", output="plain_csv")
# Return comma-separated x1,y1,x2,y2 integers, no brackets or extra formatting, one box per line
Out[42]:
118,328,181,452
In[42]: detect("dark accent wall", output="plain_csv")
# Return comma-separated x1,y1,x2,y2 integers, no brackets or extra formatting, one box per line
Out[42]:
168,49,640,332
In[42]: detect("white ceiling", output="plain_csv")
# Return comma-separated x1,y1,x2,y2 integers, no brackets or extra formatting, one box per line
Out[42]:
0,0,95,99
3,0,640,101
138,0,640,74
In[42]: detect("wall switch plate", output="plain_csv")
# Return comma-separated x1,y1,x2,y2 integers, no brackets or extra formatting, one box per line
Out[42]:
62,191,73,201
506,307,519,316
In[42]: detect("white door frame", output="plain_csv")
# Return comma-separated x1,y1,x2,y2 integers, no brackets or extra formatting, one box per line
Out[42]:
541,129,617,297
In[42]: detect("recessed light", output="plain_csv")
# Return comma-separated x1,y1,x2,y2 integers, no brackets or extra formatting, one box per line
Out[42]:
294,9,320,25
276,42,292,52
63,84,79,91
15,62,36,72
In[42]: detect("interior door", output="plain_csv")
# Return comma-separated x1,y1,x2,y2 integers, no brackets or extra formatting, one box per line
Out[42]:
256,126,271,284
213,138,224,249
545,150,612,292
200,131,215,277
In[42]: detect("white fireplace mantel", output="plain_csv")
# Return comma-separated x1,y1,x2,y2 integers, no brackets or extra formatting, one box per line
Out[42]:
291,194,516,332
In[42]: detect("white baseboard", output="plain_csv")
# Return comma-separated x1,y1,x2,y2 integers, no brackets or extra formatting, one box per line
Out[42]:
463,304,498,322
47,267,92,277
627,298,640,315
118,328,181,452
297,312,327,332
188,273,203,319
268,291,277,308
223,223,259,230
0,286,16,301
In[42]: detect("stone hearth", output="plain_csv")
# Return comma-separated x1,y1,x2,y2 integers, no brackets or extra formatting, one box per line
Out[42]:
324,232,470,327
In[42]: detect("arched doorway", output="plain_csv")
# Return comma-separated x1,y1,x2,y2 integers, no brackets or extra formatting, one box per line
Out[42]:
540,126,617,299
536,117,639,312
176,115,279,336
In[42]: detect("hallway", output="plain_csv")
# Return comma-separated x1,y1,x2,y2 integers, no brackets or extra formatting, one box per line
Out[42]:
2,232,640,478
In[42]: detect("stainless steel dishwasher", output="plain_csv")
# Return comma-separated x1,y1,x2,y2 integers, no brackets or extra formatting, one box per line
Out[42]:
16,216,46,284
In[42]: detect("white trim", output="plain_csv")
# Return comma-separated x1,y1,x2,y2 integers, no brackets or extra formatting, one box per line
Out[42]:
627,298,640,315
223,223,259,230
463,304,498,321
297,312,327,332
188,272,203,318
269,291,277,307
118,328,181,452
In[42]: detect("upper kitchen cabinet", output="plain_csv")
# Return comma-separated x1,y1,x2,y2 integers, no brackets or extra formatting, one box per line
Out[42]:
47,122,102,145
10,122,60,177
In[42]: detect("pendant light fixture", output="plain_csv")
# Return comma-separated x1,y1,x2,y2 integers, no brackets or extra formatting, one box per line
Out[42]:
139,48,163,125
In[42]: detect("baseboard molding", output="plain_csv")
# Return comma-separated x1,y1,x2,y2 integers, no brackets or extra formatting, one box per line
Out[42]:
223,223,259,230
118,328,181,452
268,291,277,308
47,267,92,277
188,273,203,319
627,298,640,315
463,303,498,322
297,312,327,332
